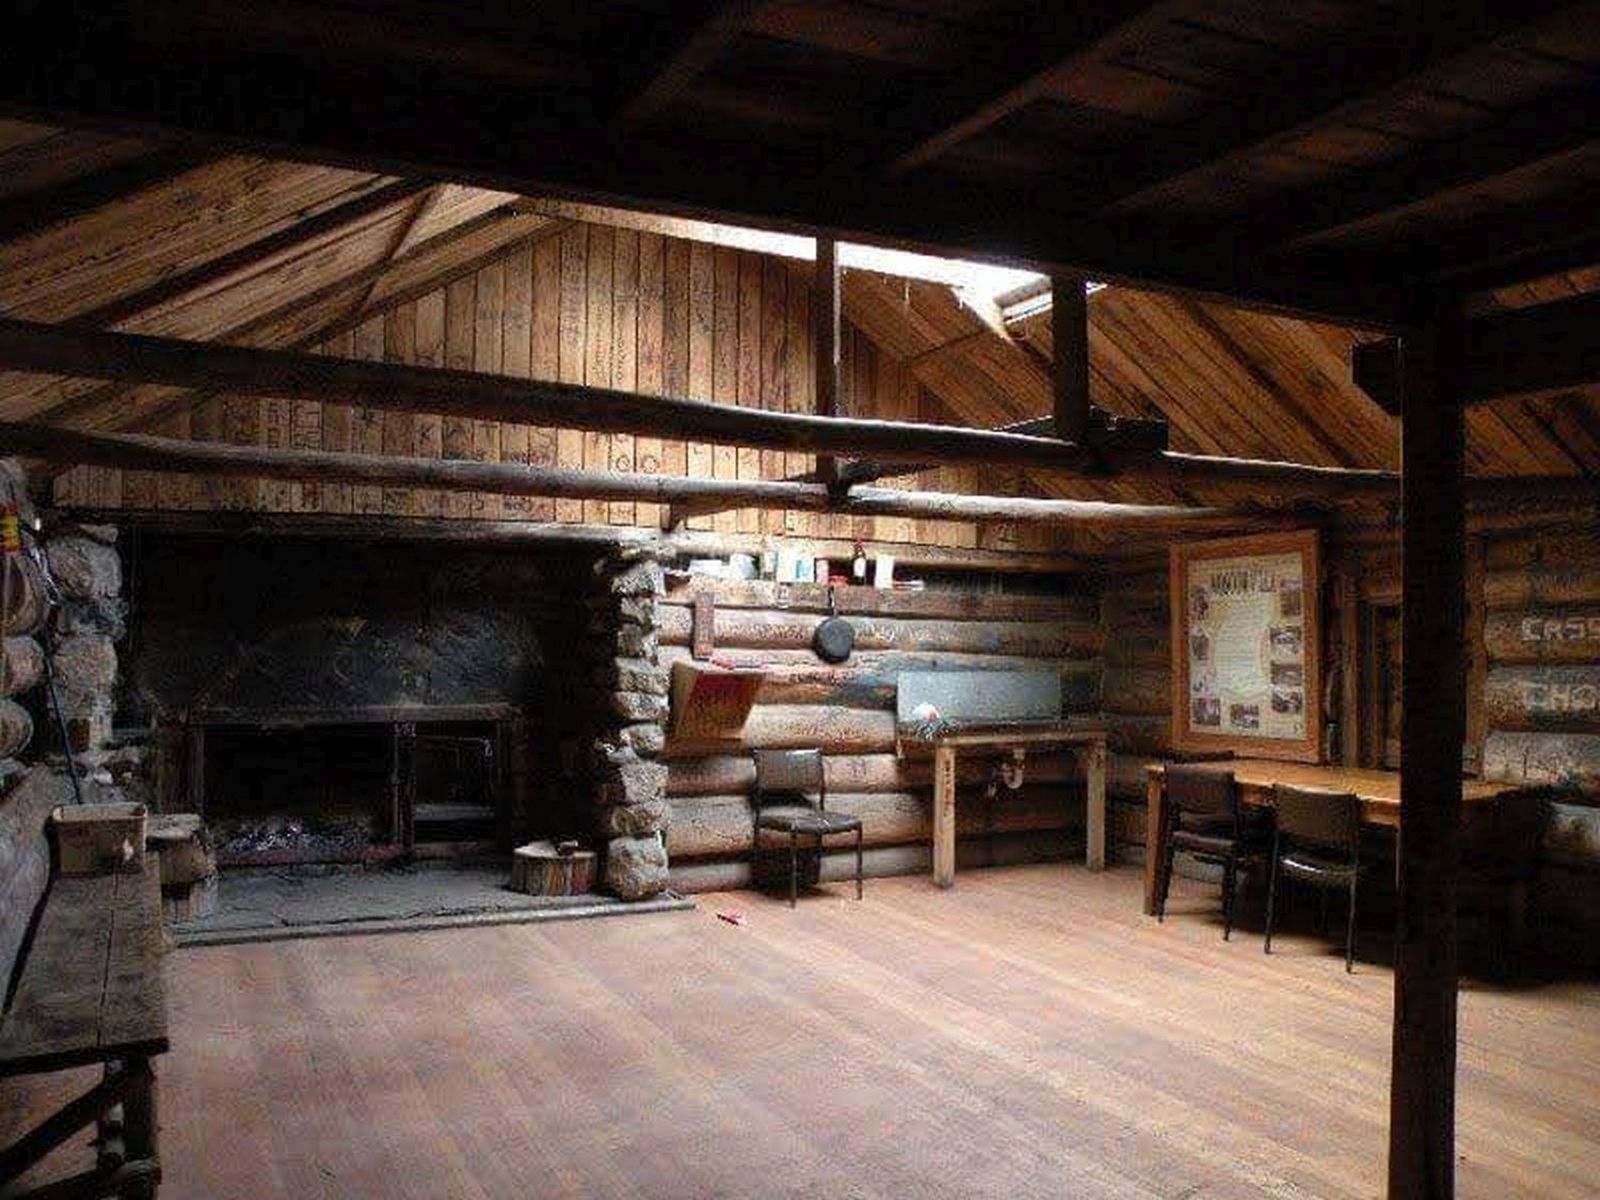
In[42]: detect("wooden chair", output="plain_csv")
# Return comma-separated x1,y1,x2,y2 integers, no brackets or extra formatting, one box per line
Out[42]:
752,749,863,907
1156,765,1266,939
1264,784,1364,972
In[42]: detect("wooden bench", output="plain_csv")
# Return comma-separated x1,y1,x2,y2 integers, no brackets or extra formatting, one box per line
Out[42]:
1,770,168,1200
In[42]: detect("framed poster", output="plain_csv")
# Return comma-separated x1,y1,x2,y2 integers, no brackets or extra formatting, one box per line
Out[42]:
1170,530,1322,762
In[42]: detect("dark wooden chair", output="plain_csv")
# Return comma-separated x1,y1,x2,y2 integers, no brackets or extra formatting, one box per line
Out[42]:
1156,765,1266,939
752,749,863,907
1264,783,1364,972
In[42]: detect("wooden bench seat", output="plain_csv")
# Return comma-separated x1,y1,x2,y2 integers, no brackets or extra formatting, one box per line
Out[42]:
1,838,167,1198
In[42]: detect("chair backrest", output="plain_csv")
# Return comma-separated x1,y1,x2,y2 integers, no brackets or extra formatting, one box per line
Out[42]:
1273,784,1361,853
753,748,826,811
1166,764,1238,827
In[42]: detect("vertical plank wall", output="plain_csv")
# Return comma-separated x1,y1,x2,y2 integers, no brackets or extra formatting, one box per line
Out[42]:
54,222,1060,554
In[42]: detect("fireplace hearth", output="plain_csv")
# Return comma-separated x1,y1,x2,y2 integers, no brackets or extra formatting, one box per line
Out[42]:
196,715,516,867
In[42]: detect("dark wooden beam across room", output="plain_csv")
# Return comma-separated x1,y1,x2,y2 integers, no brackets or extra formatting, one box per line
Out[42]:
0,2,1419,327
1354,290,1600,410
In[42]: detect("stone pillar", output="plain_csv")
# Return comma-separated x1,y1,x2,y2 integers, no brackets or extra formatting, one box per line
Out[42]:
42,522,143,796
585,546,670,900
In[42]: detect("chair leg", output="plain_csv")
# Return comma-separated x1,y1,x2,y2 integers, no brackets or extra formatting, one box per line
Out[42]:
855,826,863,900
1345,874,1358,973
1222,856,1236,941
1158,838,1176,921
1263,849,1280,955
789,830,798,908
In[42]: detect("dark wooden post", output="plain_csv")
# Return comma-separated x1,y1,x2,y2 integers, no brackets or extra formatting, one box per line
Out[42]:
1052,274,1090,442
1388,307,1466,1200
814,237,842,485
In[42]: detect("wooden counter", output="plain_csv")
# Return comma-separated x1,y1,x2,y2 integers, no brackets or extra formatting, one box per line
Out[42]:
1142,759,1529,915
900,722,1107,887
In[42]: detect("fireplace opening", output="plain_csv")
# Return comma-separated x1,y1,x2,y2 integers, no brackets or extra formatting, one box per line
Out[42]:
199,717,519,867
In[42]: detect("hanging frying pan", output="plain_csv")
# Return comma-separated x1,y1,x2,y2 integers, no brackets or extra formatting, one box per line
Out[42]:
812,586,855,664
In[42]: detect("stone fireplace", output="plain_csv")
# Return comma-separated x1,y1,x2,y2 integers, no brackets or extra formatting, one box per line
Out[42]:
114,532,669,896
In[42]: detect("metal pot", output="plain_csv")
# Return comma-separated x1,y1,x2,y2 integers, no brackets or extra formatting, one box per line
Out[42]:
812,586,855,664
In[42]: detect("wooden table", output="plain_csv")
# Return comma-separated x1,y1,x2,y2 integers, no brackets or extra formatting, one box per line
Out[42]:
1142,759,1528,916
1,866,167,1198
900,722,1108,888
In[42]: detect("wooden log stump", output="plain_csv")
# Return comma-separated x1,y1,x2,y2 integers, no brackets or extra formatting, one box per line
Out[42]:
146,813,216,886
162,872,218,922
511,840,598,896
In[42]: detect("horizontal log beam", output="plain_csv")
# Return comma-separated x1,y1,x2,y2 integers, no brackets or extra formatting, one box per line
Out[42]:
1355,292,1600,410
0,317,1108,470
4,420,1283,532
660,578,1098,622
10,319,1582,505
665,750,1087,798
656,604,1102,658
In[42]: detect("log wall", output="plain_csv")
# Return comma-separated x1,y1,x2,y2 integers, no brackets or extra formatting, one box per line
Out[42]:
1478,528,1600,951
51,221,1069,556
1098,525,1600,954
1097,569,1175,852
658,576,1101,891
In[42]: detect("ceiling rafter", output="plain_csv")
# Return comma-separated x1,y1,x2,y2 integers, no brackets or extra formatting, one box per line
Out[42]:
32,204,555,433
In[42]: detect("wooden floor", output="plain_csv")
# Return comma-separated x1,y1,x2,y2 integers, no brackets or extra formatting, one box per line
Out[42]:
5,864,1599,1199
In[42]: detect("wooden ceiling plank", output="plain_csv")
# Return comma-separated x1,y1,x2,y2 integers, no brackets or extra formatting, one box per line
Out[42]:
1243,79,1600,250
31,209,553,433
611,1,772,133
1094,1,1578,217
0,145,214,244
68,179,431,329
880,1,1174,178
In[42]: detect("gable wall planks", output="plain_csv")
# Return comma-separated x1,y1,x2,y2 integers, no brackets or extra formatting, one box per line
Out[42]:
611,227,639,527
56,220,1028,550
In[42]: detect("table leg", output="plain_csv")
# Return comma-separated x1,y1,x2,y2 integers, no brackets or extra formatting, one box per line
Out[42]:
1143,772,1168,915
932,745,956,888
1084,739,1107,871
121,1056,158,1199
